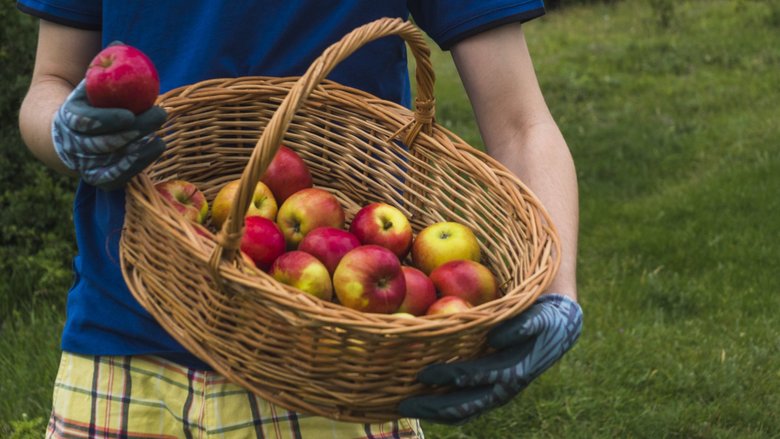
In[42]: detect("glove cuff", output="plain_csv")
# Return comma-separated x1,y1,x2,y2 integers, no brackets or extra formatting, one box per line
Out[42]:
536,293,578,306
538,292,583,348
51,113,78,172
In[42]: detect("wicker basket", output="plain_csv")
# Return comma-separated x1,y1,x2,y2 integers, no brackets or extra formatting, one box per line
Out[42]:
120,17,560,423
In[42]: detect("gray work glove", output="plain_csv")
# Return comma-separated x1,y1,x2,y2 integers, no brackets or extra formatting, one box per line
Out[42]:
398,294,583,425
52,79,167,190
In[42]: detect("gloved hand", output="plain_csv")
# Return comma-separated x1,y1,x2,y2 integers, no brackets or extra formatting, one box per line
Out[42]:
52,79,167,191
398,293,583,425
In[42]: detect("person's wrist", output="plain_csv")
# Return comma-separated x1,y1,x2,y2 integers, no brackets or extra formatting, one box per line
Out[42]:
51,111,79,173
541,291,577,304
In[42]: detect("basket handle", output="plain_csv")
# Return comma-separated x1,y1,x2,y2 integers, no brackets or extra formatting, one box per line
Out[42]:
209,17,436,280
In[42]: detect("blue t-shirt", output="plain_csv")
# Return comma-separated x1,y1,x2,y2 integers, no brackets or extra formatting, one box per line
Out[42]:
18,0,545,369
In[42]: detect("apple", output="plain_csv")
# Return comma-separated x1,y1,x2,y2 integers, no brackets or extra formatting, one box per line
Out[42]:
154,180,208,223
276,188,345,249
269,250,333,301
411,221,482,275
211,179,277,229
297,226,361,275
393,312,416,318
430,260,499,306
333,245,406,314
85,44,160,114
239,215,286,271
349,202,413,260
425,296,473,316
260,145,314,204
396,266,438,316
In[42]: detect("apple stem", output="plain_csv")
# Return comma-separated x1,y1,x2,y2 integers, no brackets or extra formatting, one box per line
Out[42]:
99,54,115,68
177,187,197,204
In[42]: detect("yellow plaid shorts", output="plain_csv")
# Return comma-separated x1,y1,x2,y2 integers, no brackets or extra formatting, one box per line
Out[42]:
47,351,424,439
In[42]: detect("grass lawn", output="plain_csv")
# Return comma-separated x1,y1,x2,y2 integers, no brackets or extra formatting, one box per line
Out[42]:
2,0,779,437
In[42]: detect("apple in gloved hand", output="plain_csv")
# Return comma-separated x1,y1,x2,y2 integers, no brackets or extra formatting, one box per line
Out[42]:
85,43,160,114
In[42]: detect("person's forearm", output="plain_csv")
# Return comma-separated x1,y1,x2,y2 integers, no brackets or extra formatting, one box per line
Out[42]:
19,19,101,176
451,23,578,300
19,77,78,175
486,123,579,301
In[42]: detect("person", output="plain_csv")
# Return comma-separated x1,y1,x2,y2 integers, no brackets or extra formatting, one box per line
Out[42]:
17,1,583,437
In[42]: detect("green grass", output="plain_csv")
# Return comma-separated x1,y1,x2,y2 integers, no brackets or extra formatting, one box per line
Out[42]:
2,0,779,437
0,306,63,437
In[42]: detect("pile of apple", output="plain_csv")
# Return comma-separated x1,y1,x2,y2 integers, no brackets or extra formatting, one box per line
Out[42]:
155,145,500,317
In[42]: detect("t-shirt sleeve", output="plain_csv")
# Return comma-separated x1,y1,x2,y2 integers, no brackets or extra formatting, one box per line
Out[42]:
408,0,546,50
16,0,102,30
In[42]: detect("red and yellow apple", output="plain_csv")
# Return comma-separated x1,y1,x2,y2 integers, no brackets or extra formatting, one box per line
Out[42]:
211,179,277,229
333,245,406,314
276,188,345,249
411,221,481,275
349,202,413,260
425,296,473,316
260,145,314,204
430,259,498,306
297,226,361,275
85,44,159,114
239,215,286,271
154,179,208,223
396,266,438,316
269,250,333,301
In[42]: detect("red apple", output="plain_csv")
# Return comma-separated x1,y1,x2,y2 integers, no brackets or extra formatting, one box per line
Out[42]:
269,250,333,301
297,226,361,275
155,180,208,223
211,179,277,229
411,221,482,275
276,188,345,249
396,266,438,316
426,296,473,316
333,245,406,314
85,44,160,114
430,260,498,306
349,202,413,260
260,145,314,204
239,216,286,271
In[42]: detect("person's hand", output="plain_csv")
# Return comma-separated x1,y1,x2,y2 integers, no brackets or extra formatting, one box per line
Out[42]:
398,293,583,425
52,79,167,191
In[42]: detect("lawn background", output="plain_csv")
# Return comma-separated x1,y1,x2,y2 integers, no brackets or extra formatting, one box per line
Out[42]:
2,0,779,437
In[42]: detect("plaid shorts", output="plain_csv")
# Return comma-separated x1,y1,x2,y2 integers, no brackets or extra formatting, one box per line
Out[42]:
47,351,424,439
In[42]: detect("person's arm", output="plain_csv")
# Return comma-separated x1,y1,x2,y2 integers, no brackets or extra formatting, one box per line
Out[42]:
399,22,583,425
19,19,102,175
450,21,578,301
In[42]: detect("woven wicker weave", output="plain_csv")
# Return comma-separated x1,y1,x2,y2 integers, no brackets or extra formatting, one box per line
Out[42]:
120,17,560,423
